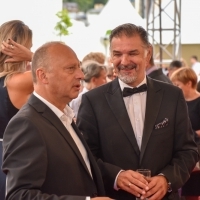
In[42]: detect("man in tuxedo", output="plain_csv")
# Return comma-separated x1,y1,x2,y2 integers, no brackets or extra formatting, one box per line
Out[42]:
77,23,199,200
2,42,112,200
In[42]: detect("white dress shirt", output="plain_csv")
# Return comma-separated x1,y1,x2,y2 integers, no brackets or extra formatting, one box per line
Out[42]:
34,92,92,199
69,87,89,118
114,77,147,190
33,92,92,178
119,77,147,150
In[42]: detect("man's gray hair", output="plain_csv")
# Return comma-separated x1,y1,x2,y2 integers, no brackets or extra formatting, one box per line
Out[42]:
109,23,150,47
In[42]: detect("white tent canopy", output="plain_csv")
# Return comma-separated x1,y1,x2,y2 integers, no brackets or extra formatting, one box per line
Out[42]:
87,0,145,37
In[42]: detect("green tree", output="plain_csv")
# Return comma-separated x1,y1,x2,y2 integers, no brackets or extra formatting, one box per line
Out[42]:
54,9,72,40
63,0,108,12
76,0,93,12
64,0,93,12
93,0,108,5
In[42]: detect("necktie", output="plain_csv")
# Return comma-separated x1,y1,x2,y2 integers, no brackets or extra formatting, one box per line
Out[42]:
122,84,147,97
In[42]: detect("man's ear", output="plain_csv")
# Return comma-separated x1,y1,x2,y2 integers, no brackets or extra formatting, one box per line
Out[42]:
145,45,152,67
36,68,48,84
91,77,96,84
147,45,153,63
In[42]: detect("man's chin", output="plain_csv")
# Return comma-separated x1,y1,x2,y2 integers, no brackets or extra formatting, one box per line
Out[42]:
118,75,137,84
72,94,79,100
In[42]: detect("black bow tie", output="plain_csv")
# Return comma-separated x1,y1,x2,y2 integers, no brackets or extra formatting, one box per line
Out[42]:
122,84,147,97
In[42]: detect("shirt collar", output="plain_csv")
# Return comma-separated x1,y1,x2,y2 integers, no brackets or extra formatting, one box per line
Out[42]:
81,87,89,93
118,76,147,91
33,91,75,124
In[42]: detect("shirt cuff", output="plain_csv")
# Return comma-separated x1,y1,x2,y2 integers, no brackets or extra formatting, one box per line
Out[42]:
86,197,90,200
114,170,124,190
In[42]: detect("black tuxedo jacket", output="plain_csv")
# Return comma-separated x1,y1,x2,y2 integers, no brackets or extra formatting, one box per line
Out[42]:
2,94,105,200
77,77,199,200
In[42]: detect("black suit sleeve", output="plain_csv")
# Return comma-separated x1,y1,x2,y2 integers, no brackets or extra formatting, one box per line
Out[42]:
159,90,199,190
2,116,86,200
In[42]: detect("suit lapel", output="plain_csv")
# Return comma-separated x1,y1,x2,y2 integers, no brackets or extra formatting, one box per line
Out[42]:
71,121,96,178
105,79,140,156
28,94,92,178
72,122,105,193
140,77,164,163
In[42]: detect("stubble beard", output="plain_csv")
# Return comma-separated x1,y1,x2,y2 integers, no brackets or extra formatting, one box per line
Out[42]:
118,71,137,84
118,65,137,84
116,64,138,84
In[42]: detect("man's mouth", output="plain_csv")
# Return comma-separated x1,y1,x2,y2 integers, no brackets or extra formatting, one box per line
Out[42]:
117,65,137,71
74,84,81,90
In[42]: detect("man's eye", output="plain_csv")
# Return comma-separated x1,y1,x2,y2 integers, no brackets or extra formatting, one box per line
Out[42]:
113,53,121,57
65,66,76,73
130,52,138,56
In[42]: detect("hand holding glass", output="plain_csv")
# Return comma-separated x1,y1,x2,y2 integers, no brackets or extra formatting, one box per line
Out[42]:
136,169,151,200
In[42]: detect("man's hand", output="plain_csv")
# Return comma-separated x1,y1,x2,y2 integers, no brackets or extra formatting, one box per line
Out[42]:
117,170,149,198
1,39,33,62
142,175,168,200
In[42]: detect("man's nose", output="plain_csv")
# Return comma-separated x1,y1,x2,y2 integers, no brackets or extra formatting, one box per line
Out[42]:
77,68,85,80
121,54,129,66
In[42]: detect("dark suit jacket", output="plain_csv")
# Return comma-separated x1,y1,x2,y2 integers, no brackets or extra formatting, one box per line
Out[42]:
0,140,6,200
77,77,199,200
2,94,105,200
147,68,171,84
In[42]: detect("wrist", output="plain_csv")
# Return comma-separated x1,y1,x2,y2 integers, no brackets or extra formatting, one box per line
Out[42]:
158,173,172,193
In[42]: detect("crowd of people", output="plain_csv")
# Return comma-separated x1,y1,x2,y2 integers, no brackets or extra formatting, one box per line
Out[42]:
0,20,200,200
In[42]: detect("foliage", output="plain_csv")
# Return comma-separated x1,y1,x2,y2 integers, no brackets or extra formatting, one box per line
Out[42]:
64,0,92,12
54,9,72,38
63,0,108,12
106,29,111,36
93,0,108,5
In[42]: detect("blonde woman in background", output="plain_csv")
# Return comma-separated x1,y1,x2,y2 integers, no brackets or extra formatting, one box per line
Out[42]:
0,20,33,138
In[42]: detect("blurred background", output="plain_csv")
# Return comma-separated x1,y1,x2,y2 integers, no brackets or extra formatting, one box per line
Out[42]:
1,0,200,67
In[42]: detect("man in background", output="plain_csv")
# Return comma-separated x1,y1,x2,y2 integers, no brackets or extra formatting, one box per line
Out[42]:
190,55,200,81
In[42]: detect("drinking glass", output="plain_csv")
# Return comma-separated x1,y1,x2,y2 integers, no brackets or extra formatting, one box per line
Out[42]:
136,169,151,200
